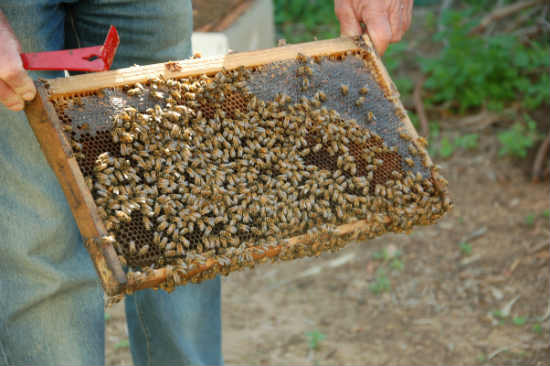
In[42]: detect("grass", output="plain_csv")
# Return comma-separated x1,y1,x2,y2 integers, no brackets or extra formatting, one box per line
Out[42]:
459,242,472,256
369,268,391,294
512,316,526,326
390,258,404,271
305,330,326,351
525,213,537,226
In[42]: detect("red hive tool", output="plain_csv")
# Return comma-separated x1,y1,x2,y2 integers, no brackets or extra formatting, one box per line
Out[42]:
21,26,120,72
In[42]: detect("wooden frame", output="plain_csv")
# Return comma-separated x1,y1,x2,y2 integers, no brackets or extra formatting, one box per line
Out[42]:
24,35,429,296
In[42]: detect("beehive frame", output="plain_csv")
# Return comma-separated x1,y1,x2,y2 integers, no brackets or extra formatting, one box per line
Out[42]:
24,35,447,296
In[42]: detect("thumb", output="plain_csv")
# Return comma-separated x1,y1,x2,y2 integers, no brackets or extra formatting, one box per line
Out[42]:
335,0,362,37
361,9,393,56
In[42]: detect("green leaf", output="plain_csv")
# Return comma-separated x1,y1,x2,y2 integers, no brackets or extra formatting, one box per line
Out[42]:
439,136,455,158
525,213,536,226
390,258,404,271
459,242,472,255
512,316,527,326
372,249,388,260
306,330,326,350
533,324,543,334
454,133,479,150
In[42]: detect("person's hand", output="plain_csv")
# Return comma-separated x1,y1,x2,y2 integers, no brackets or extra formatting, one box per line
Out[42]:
0,11,36,111
335,0,413,56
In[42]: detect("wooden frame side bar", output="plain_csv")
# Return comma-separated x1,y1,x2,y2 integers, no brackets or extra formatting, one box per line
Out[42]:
25,84,127,296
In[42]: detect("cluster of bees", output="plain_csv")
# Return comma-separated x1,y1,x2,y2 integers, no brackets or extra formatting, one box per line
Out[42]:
72,54,451,293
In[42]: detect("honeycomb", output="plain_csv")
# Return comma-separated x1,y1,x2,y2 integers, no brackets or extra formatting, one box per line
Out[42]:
50,46,451,291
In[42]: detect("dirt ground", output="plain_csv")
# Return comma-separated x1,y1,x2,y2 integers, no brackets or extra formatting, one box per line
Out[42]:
106,6,549,365
105,132,549,365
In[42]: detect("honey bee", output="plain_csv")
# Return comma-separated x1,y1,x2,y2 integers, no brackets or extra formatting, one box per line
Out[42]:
340,84,349,96
359,86,368,95
367,111,376,122
127,88,142,96
71,141,83,151
138,245,149,256
129,240,137,255
355,97,365,106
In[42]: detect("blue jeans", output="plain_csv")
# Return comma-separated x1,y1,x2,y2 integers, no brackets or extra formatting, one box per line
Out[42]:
0,1,222,365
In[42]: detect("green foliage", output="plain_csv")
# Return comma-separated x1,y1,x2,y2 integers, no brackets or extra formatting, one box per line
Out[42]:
384,42,415,94
532,323,543,334
459,242,472,255
104,313,111,321
273,0,339,43
454,133,479,150
419,10,549,114
369,268,391,294
305,330,326,350
497,116,541,158
432,132,479,159
439,136,455,158
390,258,404,271
512,316,526,326
542,210,550,218
372,247,402,261
524,213,536,226
372,248,387,260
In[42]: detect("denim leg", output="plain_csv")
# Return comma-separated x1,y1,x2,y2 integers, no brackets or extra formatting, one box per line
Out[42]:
125,278,223,366
0,3,104,366
69,1,224,365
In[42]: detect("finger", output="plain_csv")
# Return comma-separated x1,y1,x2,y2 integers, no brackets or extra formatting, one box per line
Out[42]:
388,1,405,42
0,62,36,101
0,79,24,111
335,0,362,37
361,7,393,55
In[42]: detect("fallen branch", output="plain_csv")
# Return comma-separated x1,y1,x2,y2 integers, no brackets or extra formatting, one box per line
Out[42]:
513,24,543,39
413,76,429,137
469,0,545,35
452,104,519,131
532,133,550,182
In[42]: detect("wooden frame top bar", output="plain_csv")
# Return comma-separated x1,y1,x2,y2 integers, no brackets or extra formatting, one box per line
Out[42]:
47,37,360,96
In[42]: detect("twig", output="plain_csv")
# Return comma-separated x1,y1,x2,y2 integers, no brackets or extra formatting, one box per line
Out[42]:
532,133,550,182
461,226,487,243
413,76,429,138
513,25,543,39
451,104,519,131
470,0,545,35
485,0,505,35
